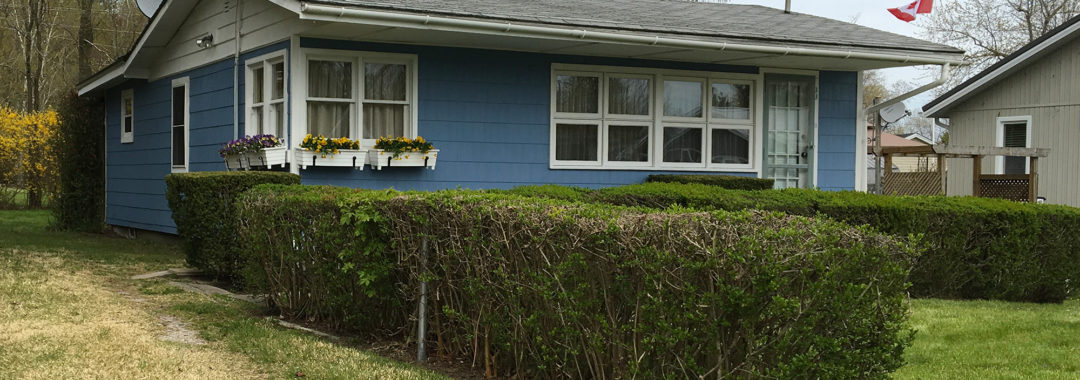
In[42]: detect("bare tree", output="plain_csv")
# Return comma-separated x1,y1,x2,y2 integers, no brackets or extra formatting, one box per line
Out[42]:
918,0,1080,89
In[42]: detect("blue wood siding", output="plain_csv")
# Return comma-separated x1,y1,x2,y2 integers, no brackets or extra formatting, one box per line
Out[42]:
816,71,858,191
299,38,766,190
104,37,859,233
105,59,237,233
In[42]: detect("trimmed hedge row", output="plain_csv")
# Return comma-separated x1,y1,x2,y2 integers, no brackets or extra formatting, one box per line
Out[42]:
165,171,300,280
508,183,1080,303
647,174,775,190
237,185,918,378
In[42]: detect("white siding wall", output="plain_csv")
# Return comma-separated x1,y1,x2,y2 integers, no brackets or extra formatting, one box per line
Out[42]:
944,35,1080,206
149,0,300,80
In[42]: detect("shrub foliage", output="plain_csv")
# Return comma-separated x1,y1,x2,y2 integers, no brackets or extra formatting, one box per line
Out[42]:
510,182,1080,303
165,171,300,280
52,93,106,231
238,185,917,379
646,174,775,190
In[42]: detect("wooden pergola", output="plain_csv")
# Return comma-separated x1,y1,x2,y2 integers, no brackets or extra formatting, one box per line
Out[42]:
874,144,1050,202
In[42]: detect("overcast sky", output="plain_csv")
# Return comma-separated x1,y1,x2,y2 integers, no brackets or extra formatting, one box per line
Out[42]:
728,0,943,110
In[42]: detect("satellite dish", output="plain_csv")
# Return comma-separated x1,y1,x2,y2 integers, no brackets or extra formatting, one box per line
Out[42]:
136,0,164,18
878,102,910,124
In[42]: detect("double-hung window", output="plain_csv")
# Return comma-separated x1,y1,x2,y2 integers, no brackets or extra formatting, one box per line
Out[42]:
552,65,757,171
171,77,190,173
246,50,287,140
996,116,1032,174
302,49,416,146
121,89,134,143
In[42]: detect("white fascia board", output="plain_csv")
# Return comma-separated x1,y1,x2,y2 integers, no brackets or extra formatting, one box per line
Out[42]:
77,65,125,96
925,20,1080,117
297,2,966,67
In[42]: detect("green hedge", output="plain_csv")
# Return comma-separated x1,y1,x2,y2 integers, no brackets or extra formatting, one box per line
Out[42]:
647,174,775,190
52,92,106,232
165,171,300,280
237,185,917,378
508,183,1080,303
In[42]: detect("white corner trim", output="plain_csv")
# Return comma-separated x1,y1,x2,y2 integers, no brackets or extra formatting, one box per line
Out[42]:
925,21,1080,117
855,70,867,192
994,115,1033,174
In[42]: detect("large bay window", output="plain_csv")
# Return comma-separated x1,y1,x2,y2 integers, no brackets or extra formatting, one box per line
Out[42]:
246,50,287,140
301,49,416,146
551,65,757,171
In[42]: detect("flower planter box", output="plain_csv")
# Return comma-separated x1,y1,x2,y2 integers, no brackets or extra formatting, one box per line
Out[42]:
245,146,288,169
223,155,248,170
295,148,367,170
368,149,439,170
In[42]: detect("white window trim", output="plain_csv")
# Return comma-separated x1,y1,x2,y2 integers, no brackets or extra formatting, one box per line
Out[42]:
120,89,134,144
171,77,190,173
995,115,1032,174
294,47,419,148
244,49,288,143
550,63,761,172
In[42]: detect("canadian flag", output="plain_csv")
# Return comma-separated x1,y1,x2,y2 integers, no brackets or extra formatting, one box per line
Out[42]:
889,0,933,22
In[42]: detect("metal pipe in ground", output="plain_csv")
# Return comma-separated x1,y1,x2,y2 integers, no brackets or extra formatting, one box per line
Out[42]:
417,236,428,362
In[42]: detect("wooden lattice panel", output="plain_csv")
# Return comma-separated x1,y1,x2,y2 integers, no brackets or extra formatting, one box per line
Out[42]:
883,172,942,196
979,175,1030,202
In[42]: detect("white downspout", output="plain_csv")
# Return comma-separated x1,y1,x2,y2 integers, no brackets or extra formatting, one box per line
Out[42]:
233,0,243,140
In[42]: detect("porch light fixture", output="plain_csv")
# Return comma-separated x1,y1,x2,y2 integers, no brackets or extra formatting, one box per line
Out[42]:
195,34,214,48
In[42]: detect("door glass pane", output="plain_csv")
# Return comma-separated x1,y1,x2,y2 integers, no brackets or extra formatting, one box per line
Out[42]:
363,103,405,139
608,125,649,162
172,126,185,166
663,127,702,163
252,67,264,103
712,129,750,164
712,82,751,119
765,77,814,189
308,61,351,98
124,116,133,133
307,102,349,137
271,62,285,100
172,86,185,126
555,123,598,161
664,80,703,118
364,63,407,101
556,75,599,114
608,77,650,115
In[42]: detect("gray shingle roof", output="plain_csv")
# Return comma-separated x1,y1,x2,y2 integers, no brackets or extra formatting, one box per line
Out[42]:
307,0,963,55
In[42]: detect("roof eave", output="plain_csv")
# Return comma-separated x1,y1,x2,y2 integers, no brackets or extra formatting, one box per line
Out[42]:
924,14,1080,117
298,2,967,67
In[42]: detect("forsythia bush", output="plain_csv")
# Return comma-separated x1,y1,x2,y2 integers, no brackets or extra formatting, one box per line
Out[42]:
0,107,59,208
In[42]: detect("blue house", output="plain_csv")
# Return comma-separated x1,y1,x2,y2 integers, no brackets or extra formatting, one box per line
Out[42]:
77,0,963,234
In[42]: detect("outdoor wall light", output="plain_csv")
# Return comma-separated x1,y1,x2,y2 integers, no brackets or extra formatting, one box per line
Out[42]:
195,34,214,48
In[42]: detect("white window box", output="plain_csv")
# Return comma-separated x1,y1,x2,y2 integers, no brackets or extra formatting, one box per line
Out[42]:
247,146,289,169
368,149,438,170
295,148,367,170
224,155,248,170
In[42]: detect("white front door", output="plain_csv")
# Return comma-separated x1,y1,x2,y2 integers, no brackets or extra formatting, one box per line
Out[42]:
764,74,816,189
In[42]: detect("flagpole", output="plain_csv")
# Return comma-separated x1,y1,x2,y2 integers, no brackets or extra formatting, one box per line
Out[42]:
785,0,791,13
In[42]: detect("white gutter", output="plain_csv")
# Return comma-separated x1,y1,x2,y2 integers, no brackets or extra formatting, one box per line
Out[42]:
866,64,952,117
299,3,967,66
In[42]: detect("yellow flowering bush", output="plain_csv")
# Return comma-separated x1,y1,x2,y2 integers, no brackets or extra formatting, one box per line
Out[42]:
0,107,59,208
300,134,360,157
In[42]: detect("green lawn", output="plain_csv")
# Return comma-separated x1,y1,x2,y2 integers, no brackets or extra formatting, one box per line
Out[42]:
0,210,446,379
1,209,1078,379
896,298,1080,379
